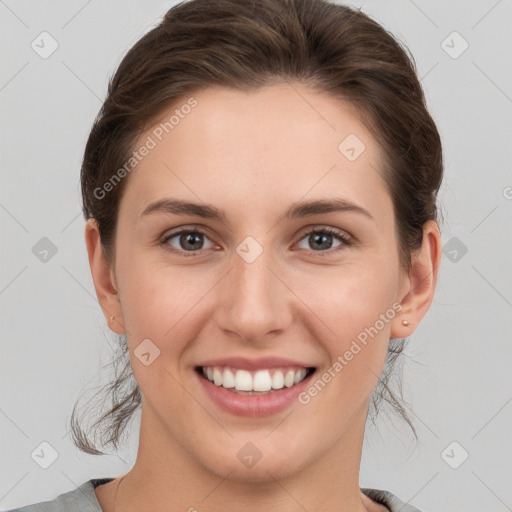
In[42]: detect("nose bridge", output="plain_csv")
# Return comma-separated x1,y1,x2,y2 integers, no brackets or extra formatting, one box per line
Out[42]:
217,240,291,342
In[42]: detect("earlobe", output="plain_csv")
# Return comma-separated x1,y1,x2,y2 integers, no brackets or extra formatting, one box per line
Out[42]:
391,220,442,338
84,219,126,334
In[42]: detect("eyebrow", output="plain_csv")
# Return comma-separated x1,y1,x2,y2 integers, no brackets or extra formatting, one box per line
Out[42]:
140,197,374,224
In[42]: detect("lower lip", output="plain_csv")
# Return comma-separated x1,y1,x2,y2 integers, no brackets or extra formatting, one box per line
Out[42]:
196,369,315,417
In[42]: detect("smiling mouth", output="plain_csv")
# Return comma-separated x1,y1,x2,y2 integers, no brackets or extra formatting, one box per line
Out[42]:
195,366,316,394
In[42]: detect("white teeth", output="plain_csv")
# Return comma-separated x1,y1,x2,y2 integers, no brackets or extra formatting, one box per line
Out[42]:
271,371,284,390
201,366,311,392
222,368,235,388
213,368,223,386
284,370,295,388
294,369,307,384
234,369,253,391
253,370,272,392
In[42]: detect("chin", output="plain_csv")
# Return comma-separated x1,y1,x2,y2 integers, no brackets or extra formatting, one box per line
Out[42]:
198,446,306,483
213,460,300,483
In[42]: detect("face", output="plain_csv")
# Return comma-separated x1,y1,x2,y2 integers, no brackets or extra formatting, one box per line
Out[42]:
94,82,417,482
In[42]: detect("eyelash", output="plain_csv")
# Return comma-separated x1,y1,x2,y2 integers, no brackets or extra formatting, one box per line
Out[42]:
160,226,353,258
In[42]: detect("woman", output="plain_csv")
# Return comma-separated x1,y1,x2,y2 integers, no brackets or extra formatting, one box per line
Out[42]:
8,0,442,510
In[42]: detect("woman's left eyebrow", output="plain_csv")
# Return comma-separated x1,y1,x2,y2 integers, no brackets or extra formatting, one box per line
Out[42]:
140,197,374,224
282,198,374,222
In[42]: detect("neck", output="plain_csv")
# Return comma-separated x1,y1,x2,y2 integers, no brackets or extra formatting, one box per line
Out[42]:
113,402,372,512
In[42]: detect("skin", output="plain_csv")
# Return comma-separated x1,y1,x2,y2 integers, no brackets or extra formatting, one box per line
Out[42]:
86,82,441,512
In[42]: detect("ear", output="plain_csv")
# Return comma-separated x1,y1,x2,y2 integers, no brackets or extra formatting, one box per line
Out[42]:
390,220,442,338
85,218,125,334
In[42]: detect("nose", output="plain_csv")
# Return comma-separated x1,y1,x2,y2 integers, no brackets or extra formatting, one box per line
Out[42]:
214,244,293,345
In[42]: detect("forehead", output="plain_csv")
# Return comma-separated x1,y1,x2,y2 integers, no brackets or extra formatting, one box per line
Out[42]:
119,82,392,228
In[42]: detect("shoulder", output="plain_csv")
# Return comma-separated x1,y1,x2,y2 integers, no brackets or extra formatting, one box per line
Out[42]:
4,479,106,512
361,487,424,512
7,481,421,512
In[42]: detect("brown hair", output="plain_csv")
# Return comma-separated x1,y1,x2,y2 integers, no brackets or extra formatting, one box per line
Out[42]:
73,0,443,455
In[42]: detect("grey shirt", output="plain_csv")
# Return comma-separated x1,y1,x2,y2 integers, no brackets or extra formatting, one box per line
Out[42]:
6,478,423,511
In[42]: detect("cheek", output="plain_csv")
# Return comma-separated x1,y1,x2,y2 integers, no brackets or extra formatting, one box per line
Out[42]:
115,254,227,395
295,261,398,384
116,259,205,410
304,260,397,333
114,252,196,362
117,249,197,330
293,271,398,420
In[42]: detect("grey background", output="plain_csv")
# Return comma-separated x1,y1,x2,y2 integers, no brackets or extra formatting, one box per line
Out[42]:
1,0,511,510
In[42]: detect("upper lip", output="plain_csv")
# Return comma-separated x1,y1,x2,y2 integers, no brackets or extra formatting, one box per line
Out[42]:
196,356,316,371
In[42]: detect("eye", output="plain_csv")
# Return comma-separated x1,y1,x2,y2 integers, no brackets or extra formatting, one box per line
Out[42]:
295,227,352,255
161,226,353,258
162,228,216,256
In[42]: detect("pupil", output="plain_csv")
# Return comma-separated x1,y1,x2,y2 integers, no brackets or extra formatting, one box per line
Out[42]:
182,232,203,250
311,233,332,250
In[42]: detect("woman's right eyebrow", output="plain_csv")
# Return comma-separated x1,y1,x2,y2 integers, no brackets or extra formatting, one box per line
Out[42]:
140,197,374,224
140,198,227,222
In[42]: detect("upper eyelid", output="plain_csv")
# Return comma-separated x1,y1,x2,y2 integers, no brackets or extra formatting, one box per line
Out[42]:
161,225,216,242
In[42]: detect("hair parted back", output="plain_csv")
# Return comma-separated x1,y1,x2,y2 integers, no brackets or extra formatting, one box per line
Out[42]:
73,0,443,455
